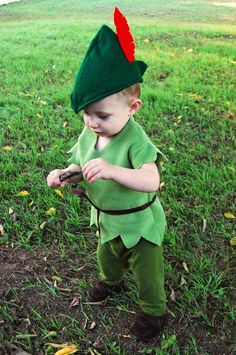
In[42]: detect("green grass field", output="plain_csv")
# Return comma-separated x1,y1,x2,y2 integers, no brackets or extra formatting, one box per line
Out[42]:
0,0,235,354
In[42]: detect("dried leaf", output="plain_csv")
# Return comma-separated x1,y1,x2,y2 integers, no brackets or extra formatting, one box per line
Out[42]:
188,93,202,101
83,319,88,330
225,111,235,118
54,344,78,355
55,189,64,198
9,208,17,221
9,208,14,215
170,288,176,302
230,237,236,246
16,190,30,197
63,121,68,128
88,348,102,355
165,208,172,217
3,145,13,151
160,182,165,190
182,262,189,273
40,221,47,230
202,218,207,232
0,225,4,236
224,212,235,219
180,276,187,286
46,207,56,216
29,200,34,207
70,297,80,308
52,275,62,282
89,321,96,330
84,299,108,306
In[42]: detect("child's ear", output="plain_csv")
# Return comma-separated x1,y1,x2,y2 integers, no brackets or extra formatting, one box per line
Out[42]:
129,99,142,115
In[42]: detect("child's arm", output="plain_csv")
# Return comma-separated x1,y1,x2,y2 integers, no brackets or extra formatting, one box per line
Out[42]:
47,164,83,188
82,158,160,193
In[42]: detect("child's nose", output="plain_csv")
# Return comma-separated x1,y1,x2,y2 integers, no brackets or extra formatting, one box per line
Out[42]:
88,116,99,129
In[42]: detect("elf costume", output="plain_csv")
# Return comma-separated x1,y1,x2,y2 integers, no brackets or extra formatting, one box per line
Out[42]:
68,7,167,340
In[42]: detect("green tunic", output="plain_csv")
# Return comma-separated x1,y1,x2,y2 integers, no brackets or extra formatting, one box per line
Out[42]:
67,117,167,249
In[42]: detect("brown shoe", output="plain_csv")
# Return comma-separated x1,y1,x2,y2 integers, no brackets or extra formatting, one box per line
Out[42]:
130,312,165,341
87,281,123,302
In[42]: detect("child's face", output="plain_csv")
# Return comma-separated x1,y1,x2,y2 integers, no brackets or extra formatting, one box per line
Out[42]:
83,93,132,137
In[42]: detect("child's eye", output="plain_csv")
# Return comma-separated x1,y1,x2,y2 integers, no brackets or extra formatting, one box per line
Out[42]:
98,114,110,120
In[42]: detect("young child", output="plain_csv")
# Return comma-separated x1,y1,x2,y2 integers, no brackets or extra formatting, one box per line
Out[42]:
47,7,167,341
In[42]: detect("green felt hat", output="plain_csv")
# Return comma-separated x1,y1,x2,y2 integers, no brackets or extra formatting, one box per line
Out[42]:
71,8,147,114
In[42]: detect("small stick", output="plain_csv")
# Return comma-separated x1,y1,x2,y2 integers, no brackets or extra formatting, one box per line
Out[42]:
59,170,83,182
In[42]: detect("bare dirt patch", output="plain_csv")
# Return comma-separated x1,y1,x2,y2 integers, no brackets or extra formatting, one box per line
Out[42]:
0,244,234,354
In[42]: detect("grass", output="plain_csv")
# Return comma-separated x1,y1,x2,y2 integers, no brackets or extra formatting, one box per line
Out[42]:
0,0,236,354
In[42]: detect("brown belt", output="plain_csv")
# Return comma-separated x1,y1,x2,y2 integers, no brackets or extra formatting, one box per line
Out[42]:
71,187,156,235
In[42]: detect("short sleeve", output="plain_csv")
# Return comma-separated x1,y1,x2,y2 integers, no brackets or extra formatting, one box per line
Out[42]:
129,140,167,169
67,139,80,165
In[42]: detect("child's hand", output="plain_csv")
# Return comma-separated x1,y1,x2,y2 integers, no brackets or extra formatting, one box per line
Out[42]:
82,158,113,184
47,169,68,188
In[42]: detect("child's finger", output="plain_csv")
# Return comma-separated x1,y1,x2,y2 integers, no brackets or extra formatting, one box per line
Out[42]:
83,161,99,177
85,166,100,181
88,171,102,184
60,179,68,188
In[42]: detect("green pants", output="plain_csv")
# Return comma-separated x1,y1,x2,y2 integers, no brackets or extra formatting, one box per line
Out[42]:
97,236,166,316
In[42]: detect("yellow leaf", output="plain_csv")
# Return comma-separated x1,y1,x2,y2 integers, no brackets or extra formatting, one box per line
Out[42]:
230,237,236,246
228,167,235,173
16,190,30,197
182,262,189,273
224,212,235,219
54,345,78,355
55,189,64,198
40,221,47,230
46,207,57,216
63,121,68,128
52,275,62,282
160,182,165,190
3,146,13,151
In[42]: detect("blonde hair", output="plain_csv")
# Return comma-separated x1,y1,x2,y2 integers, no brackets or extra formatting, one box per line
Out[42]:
119,83,141,102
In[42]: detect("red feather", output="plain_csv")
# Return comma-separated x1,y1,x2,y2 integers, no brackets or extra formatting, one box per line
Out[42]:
114,6,135,62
